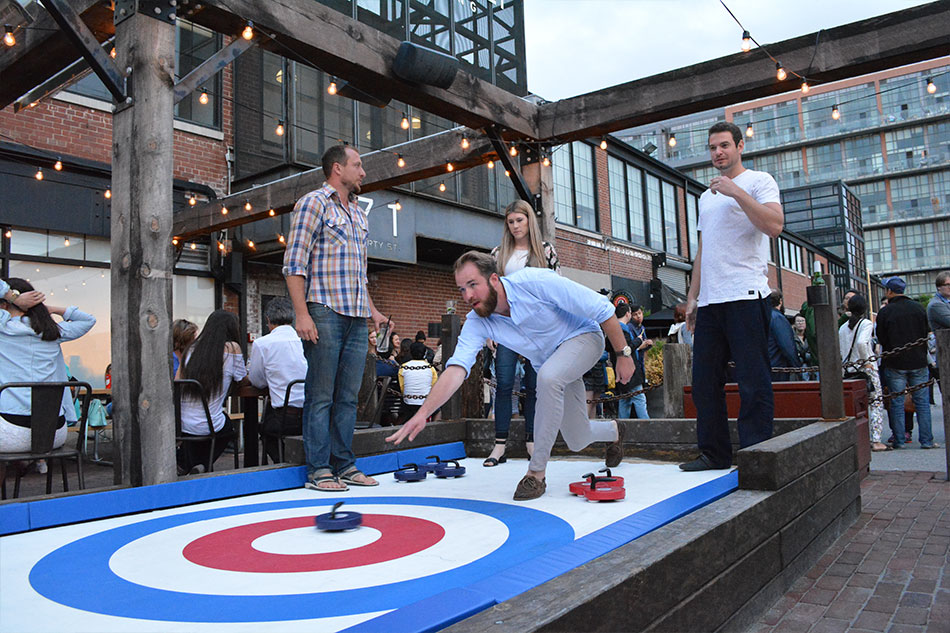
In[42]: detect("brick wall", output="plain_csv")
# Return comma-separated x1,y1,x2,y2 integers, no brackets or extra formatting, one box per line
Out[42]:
368,266,461,349
555,229,654,283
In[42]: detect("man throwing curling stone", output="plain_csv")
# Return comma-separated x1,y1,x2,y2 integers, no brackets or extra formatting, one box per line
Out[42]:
387,251,634,500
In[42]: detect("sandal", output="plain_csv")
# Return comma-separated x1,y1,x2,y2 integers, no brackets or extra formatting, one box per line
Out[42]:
483,455,507,467
339,468,379,487
305,472,348,492
871,442,892,452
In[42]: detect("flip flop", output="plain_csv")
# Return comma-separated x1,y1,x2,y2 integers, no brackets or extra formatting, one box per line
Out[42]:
305,473,348,492
339,468,379,487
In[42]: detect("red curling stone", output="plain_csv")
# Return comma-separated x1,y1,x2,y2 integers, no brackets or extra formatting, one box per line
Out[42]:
569,472,622,496
584,485,625,502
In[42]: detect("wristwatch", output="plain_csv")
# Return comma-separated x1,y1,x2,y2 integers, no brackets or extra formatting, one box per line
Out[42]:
620,345,633,358
7,289,20,302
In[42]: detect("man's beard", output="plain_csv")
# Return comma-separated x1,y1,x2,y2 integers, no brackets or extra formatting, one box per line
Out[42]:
473,283,498,317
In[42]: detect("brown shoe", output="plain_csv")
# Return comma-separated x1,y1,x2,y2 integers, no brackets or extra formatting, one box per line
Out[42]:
513,475,546,501
605,420,627,468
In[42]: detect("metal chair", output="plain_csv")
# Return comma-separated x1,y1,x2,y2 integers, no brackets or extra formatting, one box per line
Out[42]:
173,379,238,473
0,381,91,499
260,378,306,464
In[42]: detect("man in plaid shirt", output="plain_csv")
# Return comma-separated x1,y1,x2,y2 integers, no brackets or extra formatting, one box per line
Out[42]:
283,145,390,491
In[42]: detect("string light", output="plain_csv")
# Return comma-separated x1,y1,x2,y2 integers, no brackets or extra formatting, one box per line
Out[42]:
400,113,410,130
268,209,275,216
800,79,810,94
831,104,840,120
64,236,70,247
327,78,338,95
275,120,285,136
278,234,286,244
397,154,405,168
509,145,518,157
745,123,754,138
218,241,225,251
394,201,402,211
542,156,551,167
446,162,454,172
460,136,469,149
775,63,787,82
600,138,608,150
53,159,63,171
439,182,446,192
668,133,677,147
504,170,510,177
172,237,179,246
104,189,111,199
189,193,197,206
927,77,937,94
34,168,43,180
4,230,10,239
487,160,494,169
241,21,254,41
741,30,751,52
198,89,209,105
110,47,116,59
244,200,252,211
221,206,229,215
190,243,197,250
3,25,14,47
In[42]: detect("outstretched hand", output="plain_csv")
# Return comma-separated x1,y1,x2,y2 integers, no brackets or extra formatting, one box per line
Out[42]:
386,415,427,445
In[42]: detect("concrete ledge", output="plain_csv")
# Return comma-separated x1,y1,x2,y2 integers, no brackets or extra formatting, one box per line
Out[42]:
738,420,856,490
283,420,466,464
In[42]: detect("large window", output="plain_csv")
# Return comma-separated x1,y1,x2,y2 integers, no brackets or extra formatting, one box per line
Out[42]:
893,221,950,271
864,228,892,272
606,156,646,246
853,181,888,225
666,116,722,163
885,127,927,172
552,142,597,231
686,193,699,259
777,237,804,274
661,181,680,255
841,134,883,179
749,150,804,188
805,142,844,182
732,100,800,152
802,83,878,139
645,174,663,251
626,166,646,246
891,174,932,221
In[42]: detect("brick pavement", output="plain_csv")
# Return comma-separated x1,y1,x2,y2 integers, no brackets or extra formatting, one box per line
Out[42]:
754,471,950,633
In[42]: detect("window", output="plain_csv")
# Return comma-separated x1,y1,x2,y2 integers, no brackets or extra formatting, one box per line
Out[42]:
552,142,597,231
884,127,926,172
732,100,799,152
686,193,699,259
608,157,628,240
853,181,888,225
552,144,574,225
752,150,804,188
645,174,663,250
661,181,680,255
891,174,932,221
893,221,950,271
801,83,878,139
665,116,722,163
864,228,892,272
626,167,646,246
777,237,804,274
805,143,844,182
842,134,884,179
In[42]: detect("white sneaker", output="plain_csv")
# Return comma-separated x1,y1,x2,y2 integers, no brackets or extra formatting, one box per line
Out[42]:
36,460,48,474
189,464,206,475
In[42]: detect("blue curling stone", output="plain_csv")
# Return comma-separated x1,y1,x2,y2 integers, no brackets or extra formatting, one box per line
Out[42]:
419,455,443,473
394,463,427,482
315,502,362,531
434,459,466,478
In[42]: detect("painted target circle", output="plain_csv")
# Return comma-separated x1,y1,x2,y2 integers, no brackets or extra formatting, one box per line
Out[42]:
29,497,574,622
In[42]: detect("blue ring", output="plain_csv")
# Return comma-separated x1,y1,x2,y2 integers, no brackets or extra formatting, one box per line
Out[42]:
30,497,573,622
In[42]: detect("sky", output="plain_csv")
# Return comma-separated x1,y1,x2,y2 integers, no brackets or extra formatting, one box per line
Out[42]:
524,0,934,101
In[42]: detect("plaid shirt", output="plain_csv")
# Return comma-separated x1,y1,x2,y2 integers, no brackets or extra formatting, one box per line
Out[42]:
282,183,370,318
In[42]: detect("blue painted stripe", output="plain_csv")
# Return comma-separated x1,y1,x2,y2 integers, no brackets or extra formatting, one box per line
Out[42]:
338,588,496,633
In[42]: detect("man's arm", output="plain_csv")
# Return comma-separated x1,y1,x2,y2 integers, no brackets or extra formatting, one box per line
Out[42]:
286,275,317,342
386,366,467,444
711,177,784,237
928,300,950,331
774,318,800,367
686,234,702,333
366,295,391,332
601,316,635,384
246,344,267,389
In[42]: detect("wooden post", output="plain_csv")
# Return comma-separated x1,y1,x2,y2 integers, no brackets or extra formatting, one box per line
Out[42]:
521,158,555,243
110,12,177,486
935,329,950,482
440,314,462,420
663,343,692,417
814,274,846,420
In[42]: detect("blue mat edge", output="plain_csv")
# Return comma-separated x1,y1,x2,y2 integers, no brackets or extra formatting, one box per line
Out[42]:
0,442,466,535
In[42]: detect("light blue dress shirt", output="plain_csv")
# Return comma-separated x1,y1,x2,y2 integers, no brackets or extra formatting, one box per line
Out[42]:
446,268,614,376
0,278,97,417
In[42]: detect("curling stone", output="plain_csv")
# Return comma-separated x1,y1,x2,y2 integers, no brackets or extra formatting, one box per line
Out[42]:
315,501,362,531
433,459,466,478
569,472,621,496
419,455,443,473
598,467,624,488
394,463,427,482
583,477,625,502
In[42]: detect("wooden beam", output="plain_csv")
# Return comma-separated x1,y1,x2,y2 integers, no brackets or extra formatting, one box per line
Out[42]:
180,0,539,139
537,1,950,141
172,127,495,239
0,0,112,108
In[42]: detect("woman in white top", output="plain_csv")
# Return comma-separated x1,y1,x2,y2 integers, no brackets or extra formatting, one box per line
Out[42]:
838,294,888,452
0,278,96,453
484,200,561,466
177,309,247,474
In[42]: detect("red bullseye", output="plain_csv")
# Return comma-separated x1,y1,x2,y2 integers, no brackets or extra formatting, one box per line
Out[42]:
183,514,444,572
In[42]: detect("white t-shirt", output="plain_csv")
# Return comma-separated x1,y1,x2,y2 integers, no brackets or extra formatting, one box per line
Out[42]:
697,169,781,306
504,249,529,275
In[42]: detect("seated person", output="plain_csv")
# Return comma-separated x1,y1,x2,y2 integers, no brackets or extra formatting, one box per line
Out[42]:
172,319,198,376
0,278,95,458
247,298,306,462
398,342,438,424
177,309,247,475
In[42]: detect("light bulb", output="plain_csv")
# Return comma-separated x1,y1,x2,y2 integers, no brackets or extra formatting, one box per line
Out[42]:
278,234,286,244
4,230,10,239
64,237,70,246
746,123,754,138
927,78,937,94
439,182,446,192
542,156,551,167
831,104,840,120
221,206,229,215
600,138,607,150
776,63,787,82
54,159,63,171
198,90,209,105
247,240,255,249
741,30,751,52
505,170,510,177
110,47,116,59
3,26,14,47
189,194,197,206
394,201,402,211
509,145,518,157
218,241,225,251
446,162,454,172
190,243,197,250
242,22,254,40
487,160,494,169
327,79,338,95
244,200,252,211
275,121,284,136
397,154,405,168
172,238,179,246
104,189,112,199
35,168,43,180
268,209,275,216
668,134,677,147
801,79,810,94
400,114,410,130
461,137,469,149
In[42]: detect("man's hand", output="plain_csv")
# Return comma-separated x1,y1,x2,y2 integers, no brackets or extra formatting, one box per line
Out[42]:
386,413,427,445
486,338,497,353
686,298,698,333
370,306,391,333
615,356,635,384
13,290,44,310
709,175,742,199
638,338,654,350
296,312,319,343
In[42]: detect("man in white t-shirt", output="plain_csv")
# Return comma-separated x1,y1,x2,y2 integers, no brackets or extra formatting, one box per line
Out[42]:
680,122,785,472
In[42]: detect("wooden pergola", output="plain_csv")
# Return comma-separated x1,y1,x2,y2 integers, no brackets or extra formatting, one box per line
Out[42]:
2,0,948,485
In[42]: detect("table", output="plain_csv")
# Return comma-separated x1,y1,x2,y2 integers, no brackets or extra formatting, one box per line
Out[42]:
237,384,266,467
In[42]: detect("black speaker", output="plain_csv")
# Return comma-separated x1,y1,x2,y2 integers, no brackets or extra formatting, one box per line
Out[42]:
392,41,459,89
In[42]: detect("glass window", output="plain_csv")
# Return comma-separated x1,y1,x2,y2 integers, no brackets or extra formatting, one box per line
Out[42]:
572,143,597,232
926,120,950,167
666,116,722,163
893,221,950,271
552,144,573,225
261,52,286,156
645,174,663,250
932,169,950,216
175,22,221,129
732,99,800,152
841,134,883,179
608,156,628,241
802,83,878,139
880,71,928,123
753,150,805,188
661,181,679,255
687,165,718,187
884,127,927,172
805,143,844,182
9,229,47,256
891,174,932,221
853,181,888,225
864,228,892,273
626,166,646,246
686,193,699,259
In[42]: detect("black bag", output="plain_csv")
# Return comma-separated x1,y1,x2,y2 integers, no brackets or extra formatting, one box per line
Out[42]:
843,320,875,394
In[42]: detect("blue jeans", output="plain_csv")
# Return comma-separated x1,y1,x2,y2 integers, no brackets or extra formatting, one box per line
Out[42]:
302,303,368,477
691,298,774,467
883,366,933,447
494,344,536,441
619,387,649,419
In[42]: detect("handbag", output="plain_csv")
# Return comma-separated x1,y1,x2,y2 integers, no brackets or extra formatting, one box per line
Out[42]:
842,320,875,394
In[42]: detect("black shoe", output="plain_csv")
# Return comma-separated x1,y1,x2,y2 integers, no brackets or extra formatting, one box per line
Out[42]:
679,455,730,472
483,455,507,467
605,420,627,468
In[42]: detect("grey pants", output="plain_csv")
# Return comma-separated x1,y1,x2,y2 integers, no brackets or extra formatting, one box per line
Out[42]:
529,331,618,472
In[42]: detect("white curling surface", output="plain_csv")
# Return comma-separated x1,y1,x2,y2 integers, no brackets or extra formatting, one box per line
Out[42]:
0,459,732,633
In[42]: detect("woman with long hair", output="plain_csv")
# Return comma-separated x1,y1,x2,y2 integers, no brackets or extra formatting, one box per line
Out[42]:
484,200,561,466
838,294,888,451
0,278,95,455
172,319,199,376
177,309,247,474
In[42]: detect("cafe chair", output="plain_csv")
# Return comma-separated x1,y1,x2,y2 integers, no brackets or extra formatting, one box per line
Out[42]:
260,378,306,464
0,381,91,499
173,379,239,473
